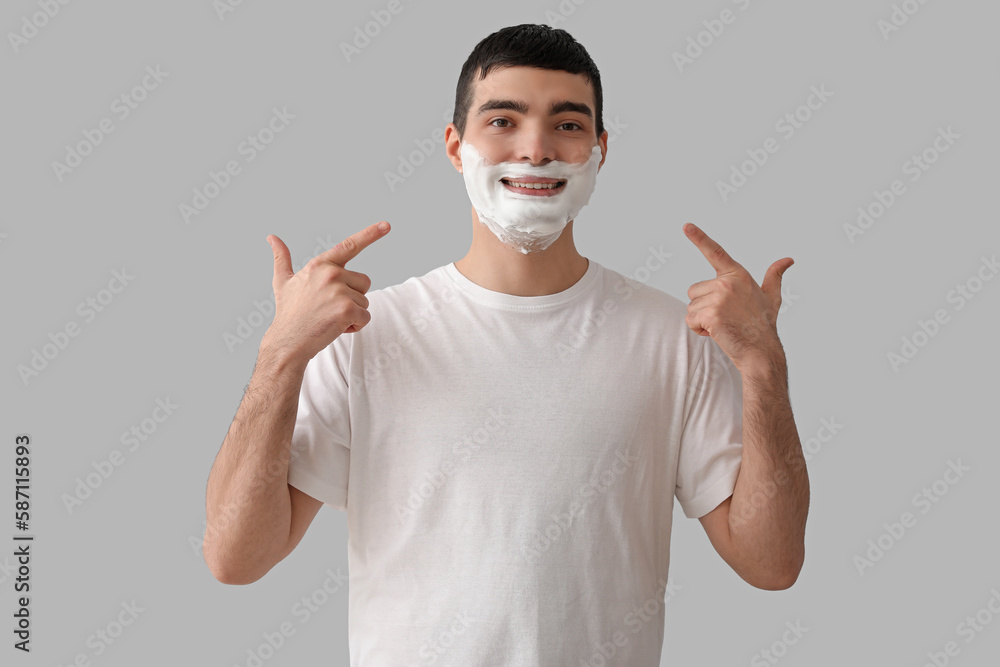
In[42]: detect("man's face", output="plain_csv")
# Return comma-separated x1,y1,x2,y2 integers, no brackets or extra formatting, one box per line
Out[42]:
447,65,607,177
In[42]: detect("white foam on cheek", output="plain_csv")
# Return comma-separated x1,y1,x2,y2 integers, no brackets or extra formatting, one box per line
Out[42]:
459,141,602,254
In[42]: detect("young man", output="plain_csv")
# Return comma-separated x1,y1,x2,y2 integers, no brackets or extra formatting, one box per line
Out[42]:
204,23,808,666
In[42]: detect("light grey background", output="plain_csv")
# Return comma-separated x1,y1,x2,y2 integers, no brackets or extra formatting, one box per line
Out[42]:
2,1,999,665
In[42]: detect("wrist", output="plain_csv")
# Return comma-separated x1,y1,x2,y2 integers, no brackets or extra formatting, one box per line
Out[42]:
738,345,787,382
258,335,311,375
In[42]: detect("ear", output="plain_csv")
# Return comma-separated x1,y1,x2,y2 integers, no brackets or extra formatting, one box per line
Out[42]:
444,123,464,174
597,129,608,171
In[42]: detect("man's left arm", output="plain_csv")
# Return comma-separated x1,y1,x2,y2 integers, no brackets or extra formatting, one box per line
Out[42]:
721,345,808,589
682,222,809,590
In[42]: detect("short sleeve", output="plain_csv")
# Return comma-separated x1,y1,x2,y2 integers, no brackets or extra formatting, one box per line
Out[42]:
287,337,352,511
674,335,744,519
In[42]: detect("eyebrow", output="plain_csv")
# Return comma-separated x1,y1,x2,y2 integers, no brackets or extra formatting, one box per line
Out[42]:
475,98,593,121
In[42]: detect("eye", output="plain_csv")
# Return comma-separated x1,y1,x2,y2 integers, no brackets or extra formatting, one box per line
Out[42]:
490,118,511,128
559,122,583,131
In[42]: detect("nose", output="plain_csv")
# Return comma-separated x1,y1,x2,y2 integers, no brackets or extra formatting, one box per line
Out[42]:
515,125,557,166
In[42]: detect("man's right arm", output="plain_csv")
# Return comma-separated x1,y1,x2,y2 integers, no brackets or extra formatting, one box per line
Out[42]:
202,221,390,585
203,344,321,585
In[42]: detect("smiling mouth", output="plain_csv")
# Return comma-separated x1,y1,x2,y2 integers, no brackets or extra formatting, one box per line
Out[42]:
500,178,567,195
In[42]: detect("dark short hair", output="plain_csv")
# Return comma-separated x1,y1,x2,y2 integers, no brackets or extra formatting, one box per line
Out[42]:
453,24,604,141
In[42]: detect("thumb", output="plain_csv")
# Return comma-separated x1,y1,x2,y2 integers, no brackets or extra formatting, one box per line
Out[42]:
268,235,293,285
761,257,793,302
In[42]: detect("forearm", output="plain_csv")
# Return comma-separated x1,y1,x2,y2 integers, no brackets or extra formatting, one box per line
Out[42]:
204,342,308,584
727,349,809,588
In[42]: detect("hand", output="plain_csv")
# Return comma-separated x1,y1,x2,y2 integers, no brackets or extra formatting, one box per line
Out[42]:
262,221,391,364
683,222,792,373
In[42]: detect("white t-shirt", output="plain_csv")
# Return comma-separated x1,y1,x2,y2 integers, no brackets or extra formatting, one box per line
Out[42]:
287,258,743,666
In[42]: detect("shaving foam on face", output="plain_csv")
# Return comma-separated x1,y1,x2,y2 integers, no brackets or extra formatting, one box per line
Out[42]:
459,141,602,254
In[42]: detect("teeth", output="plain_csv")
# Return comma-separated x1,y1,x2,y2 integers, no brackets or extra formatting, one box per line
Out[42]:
503,179,564,190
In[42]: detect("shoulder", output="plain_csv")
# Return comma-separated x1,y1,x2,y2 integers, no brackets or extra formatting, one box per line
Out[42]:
590,261,715,370
365,264,455,311
591,261,690,320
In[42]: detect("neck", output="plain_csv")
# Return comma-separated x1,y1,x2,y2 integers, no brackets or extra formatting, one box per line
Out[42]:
454,210,589,296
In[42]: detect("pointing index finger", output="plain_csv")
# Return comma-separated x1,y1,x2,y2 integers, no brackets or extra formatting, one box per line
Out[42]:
684,222,740,275
324,221,390,267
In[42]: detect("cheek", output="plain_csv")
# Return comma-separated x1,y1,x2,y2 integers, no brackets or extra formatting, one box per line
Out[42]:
467,139,505,166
